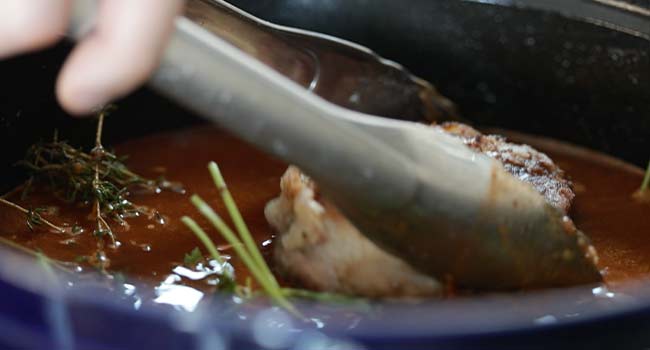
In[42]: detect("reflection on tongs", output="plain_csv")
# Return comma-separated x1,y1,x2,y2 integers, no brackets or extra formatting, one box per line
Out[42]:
185,0,459,123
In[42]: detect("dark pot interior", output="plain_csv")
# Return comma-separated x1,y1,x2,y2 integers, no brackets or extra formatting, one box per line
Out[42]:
230,0,650,166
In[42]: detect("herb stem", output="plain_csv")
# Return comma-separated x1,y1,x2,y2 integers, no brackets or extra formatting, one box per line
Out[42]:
181,217,225,265
91,108,116,246
0,235,42,257
189,197,273,290
93,194,115,245
208,162,279,289
0,236,72,272
640,159,650,193
95,108,105,149
189,194,298,316
0,197,26,213
37,251,59,286
0,198,65,233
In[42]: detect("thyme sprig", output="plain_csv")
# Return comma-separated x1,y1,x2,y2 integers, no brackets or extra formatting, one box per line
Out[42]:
14,106,180,243
0,198,65,233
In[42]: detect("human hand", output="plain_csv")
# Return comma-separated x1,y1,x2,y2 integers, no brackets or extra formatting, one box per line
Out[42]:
0,0,184,115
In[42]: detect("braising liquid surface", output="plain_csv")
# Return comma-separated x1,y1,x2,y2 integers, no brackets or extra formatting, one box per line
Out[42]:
0,125,647,297
0,126,287,293
499,130,649,284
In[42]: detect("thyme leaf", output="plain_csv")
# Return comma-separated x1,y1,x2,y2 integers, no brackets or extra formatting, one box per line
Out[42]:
15,106,182,244
183,247,204,266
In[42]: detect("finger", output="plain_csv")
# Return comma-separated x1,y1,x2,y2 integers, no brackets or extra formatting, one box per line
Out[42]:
0,0,71,59
57,0,184,115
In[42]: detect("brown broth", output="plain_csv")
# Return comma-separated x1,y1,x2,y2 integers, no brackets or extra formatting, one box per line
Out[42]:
0,125,287,292
0,125,647,297
502,131,650,284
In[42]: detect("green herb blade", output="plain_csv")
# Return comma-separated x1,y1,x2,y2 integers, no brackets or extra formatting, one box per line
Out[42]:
641,159,650,192
189,194,298,316
181,218,224,265
207,162,280,289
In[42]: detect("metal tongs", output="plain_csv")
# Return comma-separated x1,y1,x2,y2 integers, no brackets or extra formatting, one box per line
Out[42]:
69,0,601,288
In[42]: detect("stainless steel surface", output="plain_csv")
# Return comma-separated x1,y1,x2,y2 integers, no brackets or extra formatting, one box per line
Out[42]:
515,0,650,39
184,0,459,123
66,0,600,287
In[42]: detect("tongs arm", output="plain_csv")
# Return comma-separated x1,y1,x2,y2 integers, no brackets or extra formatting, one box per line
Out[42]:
68,0,419,211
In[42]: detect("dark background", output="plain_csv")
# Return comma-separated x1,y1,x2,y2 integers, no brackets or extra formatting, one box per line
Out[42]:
228,0,650,168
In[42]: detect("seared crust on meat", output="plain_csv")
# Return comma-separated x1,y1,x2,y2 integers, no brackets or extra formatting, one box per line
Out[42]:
267,123,577,298
265,167,442,298
436,122,575,213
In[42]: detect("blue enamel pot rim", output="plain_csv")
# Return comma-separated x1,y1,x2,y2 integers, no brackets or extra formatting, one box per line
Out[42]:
2,247,650,347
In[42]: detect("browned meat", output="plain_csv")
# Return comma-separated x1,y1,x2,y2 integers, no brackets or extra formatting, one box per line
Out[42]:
266,122,577,298
265,167,442,298
436,122,575,213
